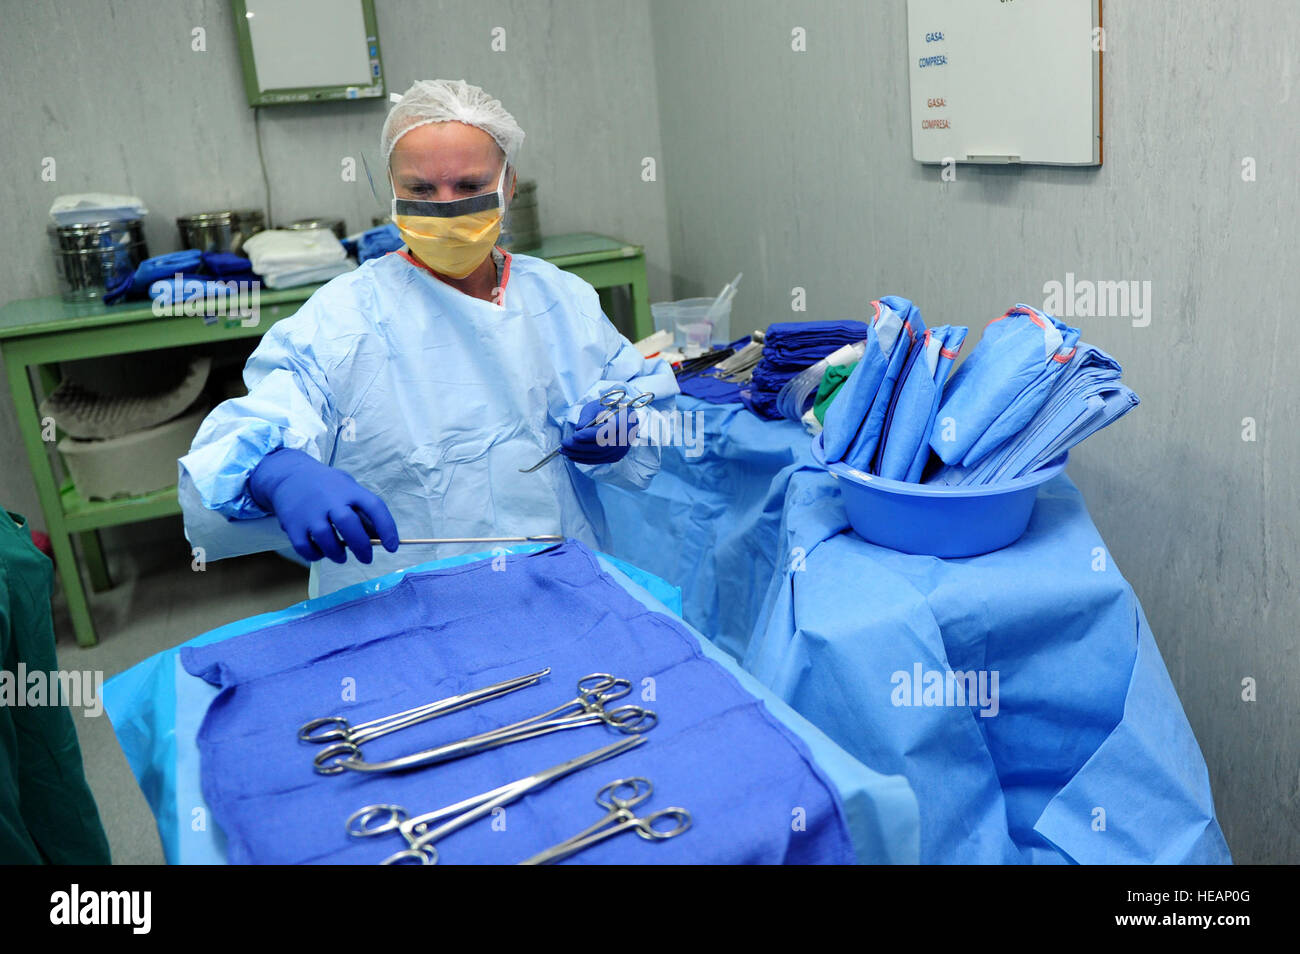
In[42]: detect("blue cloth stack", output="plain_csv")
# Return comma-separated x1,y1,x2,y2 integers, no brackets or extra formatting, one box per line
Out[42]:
820,295,942,477
102,249,259,306
926,305,1139,485
741,320,871,420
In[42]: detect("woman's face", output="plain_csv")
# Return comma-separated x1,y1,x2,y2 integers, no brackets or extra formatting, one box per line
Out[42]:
389,121,507,201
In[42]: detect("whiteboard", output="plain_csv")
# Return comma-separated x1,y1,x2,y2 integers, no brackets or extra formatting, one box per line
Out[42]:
907,0,1102,165
246,0,373,91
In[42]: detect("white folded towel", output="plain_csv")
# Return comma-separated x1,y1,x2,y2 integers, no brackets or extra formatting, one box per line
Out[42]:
242,228,347,273
260,260,356,289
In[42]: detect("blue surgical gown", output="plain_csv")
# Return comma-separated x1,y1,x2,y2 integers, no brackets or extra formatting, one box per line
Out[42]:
178,250,678,597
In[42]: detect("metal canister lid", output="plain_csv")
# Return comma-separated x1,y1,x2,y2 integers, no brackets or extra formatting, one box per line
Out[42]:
284,217,345,239
177,210,236,226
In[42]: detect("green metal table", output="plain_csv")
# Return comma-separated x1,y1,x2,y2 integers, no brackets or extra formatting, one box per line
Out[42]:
0,232,650,647
522,232,651,341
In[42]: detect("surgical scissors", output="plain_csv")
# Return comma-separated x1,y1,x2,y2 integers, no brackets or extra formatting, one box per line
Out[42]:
329,673,657,774
519,386,655,473
346,736,646,864
518,777,691,865
302,668,550,775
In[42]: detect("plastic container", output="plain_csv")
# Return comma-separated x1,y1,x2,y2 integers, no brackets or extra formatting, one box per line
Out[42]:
39,356,211,440
50,205,145,227
58,404,208,501
810,432,1068,558
650,297,733,356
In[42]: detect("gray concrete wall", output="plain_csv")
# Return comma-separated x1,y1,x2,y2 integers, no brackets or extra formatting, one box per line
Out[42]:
0,0,670,523
646,0,1298,863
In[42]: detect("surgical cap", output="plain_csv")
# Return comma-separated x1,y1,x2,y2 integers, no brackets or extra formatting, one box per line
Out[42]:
381,79,525,166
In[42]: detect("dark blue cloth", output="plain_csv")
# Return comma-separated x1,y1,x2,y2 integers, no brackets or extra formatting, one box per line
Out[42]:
761,321,872,365
357,223,403,263
201,251,258,281
180,541,855,865
742,320,871,420
103,249,205,305
677,340,747,404
103,249,261,305
678,370,744,404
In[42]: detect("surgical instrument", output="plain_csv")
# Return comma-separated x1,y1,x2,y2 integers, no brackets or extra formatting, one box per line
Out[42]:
302,668,551,775
346,736,646,864
714,331,765,383
675,347,735,381
366,534,565,546
325,673,657,775
518,776,691,865
519,386,655,473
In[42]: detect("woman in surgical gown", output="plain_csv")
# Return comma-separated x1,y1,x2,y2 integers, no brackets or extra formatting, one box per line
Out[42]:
179,80,676,597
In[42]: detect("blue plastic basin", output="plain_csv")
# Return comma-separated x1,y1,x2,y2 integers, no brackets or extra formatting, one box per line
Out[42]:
810,433,1068,558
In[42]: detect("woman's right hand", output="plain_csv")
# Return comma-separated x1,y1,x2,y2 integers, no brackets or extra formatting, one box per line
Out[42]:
248,448,399,564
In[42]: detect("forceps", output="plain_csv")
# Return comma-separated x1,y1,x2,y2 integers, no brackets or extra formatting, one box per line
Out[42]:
346,736,645,864
519,777,691,865
302,668,550,775
519,386,656,473
365,534,564,546
329,673,657,774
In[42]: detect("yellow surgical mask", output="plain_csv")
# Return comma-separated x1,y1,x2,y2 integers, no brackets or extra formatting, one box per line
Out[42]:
390,163,508,278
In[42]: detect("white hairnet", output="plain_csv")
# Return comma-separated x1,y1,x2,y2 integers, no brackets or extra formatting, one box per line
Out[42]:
382,79,525,167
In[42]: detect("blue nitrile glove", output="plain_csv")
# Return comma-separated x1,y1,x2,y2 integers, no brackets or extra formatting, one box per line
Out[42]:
247,448,399,564
560,400,639,465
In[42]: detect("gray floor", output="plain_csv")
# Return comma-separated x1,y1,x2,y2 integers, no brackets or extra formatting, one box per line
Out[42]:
52,518,308,864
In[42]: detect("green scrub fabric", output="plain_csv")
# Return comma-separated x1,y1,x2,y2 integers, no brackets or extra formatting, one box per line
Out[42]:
0,511,110,864
812,361,859,425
